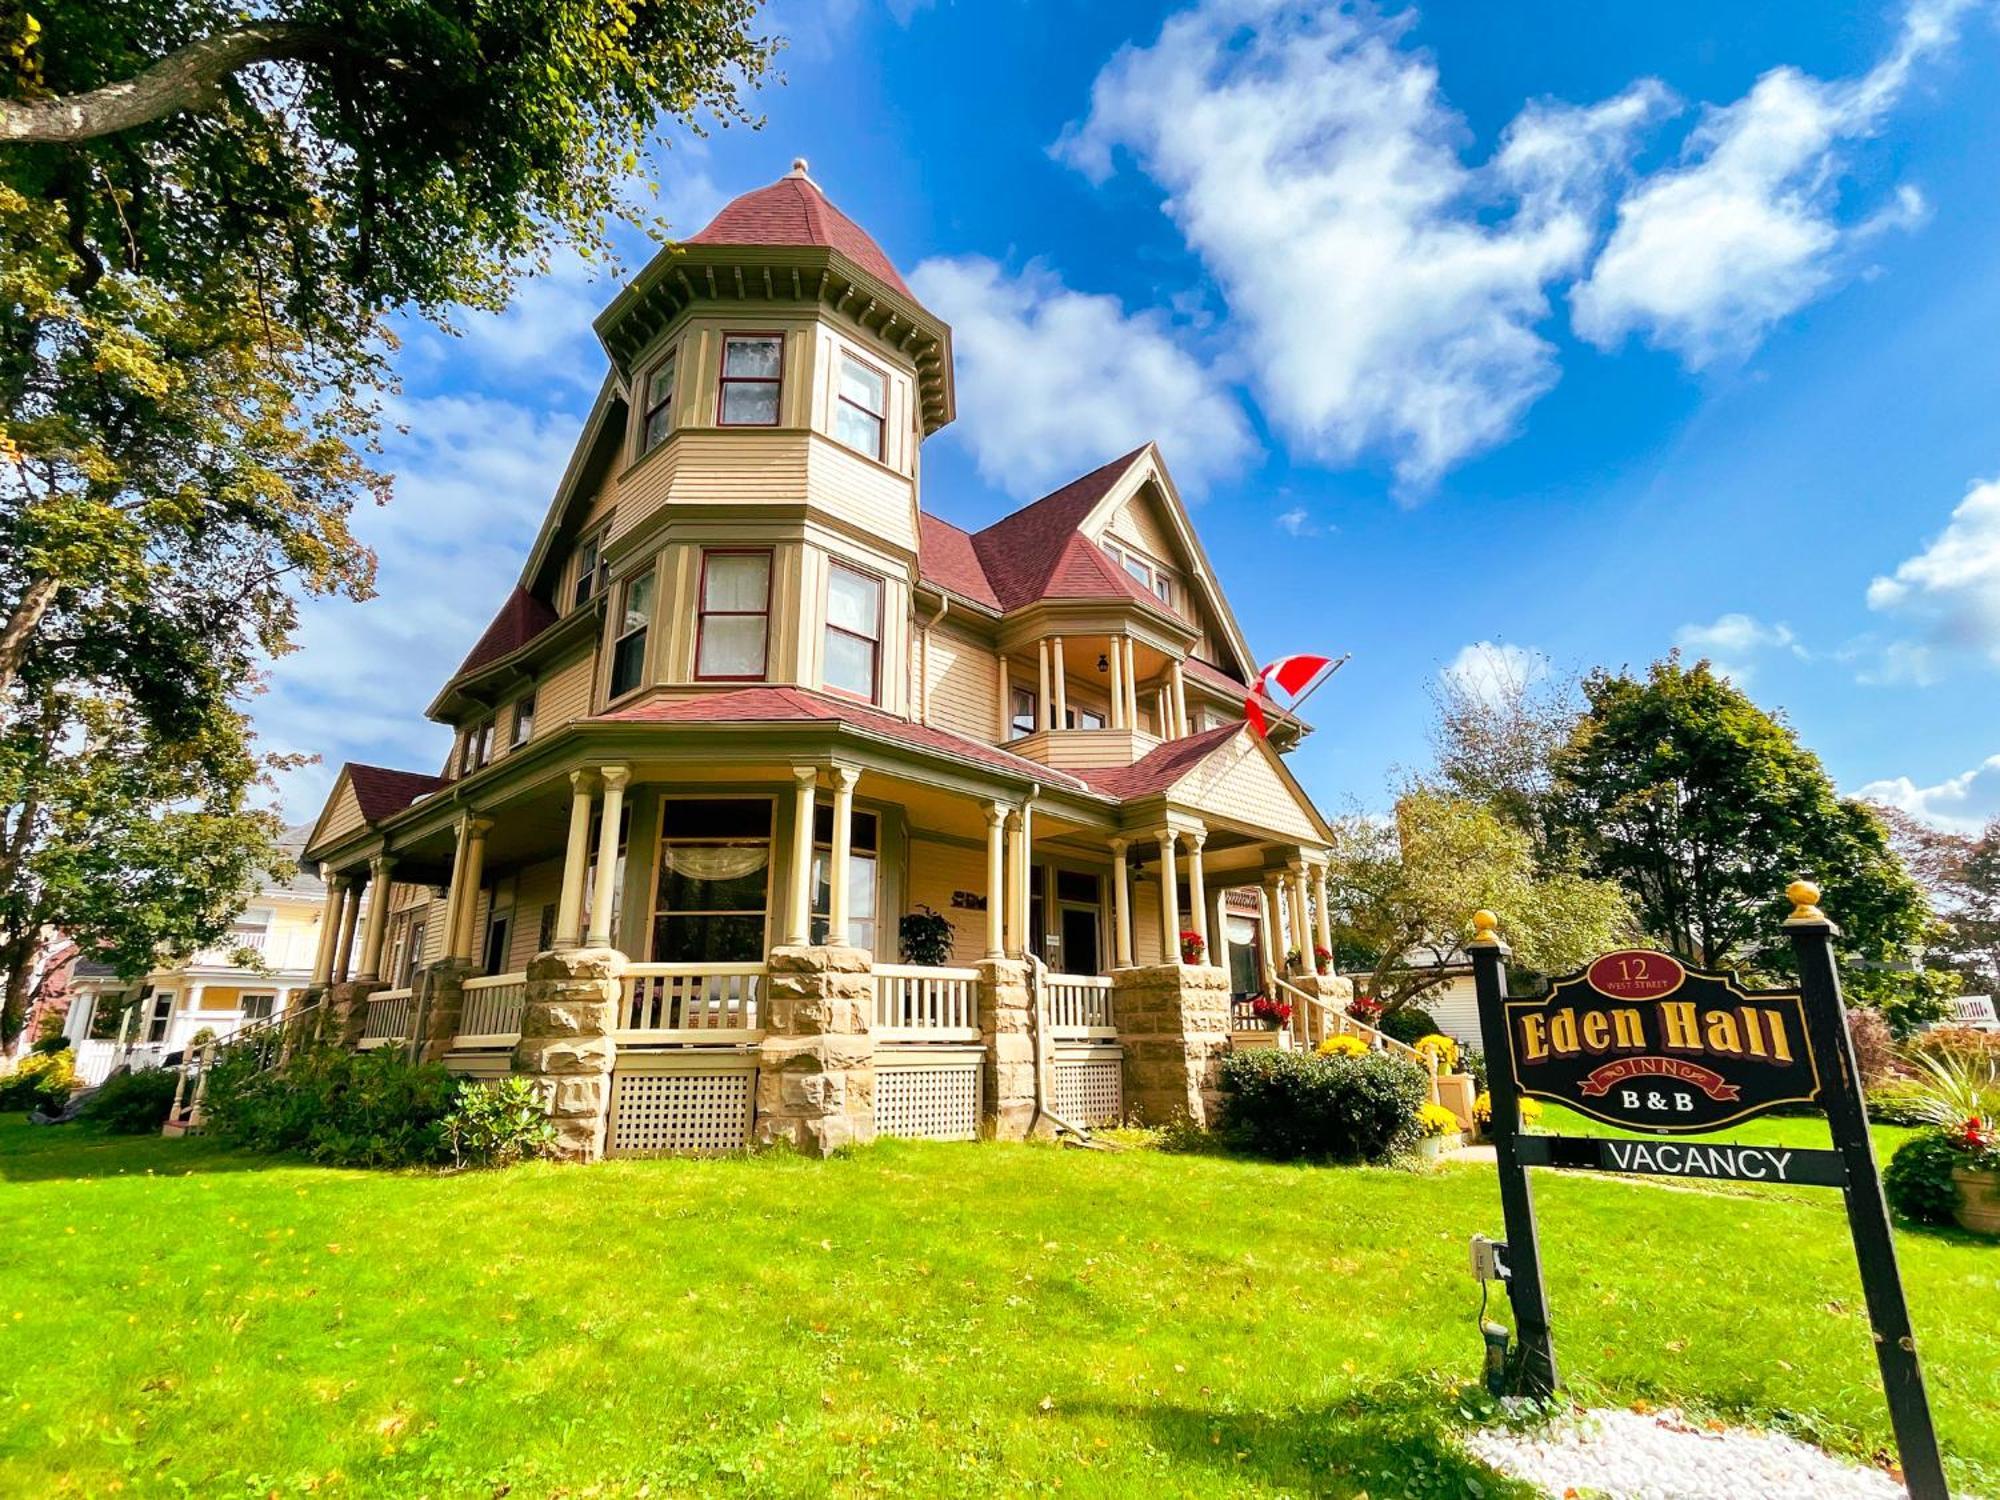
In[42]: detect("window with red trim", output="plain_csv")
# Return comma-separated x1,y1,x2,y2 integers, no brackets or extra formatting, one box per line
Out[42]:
718,335,783,425
695,550,771,680
822,562,883,702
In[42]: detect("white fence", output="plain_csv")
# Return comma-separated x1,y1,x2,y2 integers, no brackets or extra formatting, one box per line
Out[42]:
874,965,980,1041
457,973,527,1045
72,1040,168,1087
621,964,764,1041
1044,973,1115,1039
358,988,414,1048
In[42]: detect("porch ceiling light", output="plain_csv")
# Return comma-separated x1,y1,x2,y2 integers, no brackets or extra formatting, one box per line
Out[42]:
1096,654,1109,673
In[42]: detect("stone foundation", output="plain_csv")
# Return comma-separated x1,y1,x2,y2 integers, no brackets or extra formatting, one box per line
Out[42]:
755,945,875,1156
977,958,1035,1140
513,947,623,1162
325,979,386,1050
1114,962,1231,1126
417,960,474,1064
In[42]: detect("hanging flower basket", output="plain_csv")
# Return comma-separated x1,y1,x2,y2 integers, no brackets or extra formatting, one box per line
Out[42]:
1249,994,1292,1029
1179,929,1206,964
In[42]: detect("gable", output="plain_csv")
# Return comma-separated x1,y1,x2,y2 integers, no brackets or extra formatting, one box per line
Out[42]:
1167,731,1331,846
308,774,367,855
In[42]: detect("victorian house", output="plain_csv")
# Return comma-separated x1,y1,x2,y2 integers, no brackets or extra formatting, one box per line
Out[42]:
301,162,1359,1159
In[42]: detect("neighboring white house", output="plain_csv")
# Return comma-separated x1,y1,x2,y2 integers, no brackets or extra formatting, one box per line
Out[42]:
63,825,360,1083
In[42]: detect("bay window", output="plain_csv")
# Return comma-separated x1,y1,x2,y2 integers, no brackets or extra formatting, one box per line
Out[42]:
641,352,676,453
811,806,879,950
718,334,783,425
609,567,655,699
834,353,888,460
695,550,771,680
651,798,772,962
822,562,883,702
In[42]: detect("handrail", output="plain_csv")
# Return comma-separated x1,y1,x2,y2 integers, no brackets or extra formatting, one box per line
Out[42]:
1043,972,1116,1037
1271,977,1433,1072
457,972,527,1044
874,964,980,1039
622,962,763,1036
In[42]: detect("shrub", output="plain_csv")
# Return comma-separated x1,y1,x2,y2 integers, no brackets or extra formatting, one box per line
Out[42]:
1844,1008,1898,1087
1885,1129,1962,1225
1219,1047,1430,1163
1866,1079,1936,1127
0,1050,75,1113
1461,1047,1490,1094
1909,1027,2000,1070
898,906,956,967
1316,1034,1368,1059
442,1077,558,1168
1378,1005,1439,1047
1848,966,1959,1039
31,1034,70,1056
80,1068,183,1134
202,1045,458,1168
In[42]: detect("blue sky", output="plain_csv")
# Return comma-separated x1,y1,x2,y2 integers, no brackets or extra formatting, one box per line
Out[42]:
262,0,2000,834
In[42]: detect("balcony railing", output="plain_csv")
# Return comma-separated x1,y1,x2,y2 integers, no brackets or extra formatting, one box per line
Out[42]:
358,988,414,1048
1044,973,1115,1039
621,963,764,1042
874,965,980,1041
456,973,527,1046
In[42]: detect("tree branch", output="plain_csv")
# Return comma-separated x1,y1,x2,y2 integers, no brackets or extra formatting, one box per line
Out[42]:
0,24,337,143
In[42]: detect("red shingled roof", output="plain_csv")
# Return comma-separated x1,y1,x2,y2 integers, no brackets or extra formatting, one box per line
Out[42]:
963,447,1150,612
1075,723,1245,800
346,764,447,823
595,687,1091,791
688,168,912,298
456,587,559,678
916,514,1000,610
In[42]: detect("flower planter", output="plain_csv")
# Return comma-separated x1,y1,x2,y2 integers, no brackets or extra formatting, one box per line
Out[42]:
1417,1132,1463,1164
1952,1166,2000,1237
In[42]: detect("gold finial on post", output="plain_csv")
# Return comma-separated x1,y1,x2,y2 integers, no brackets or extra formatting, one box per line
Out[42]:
1468,909,1500,948
1784,879,1825,925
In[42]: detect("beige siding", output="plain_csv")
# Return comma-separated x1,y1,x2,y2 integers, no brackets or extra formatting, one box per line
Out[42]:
1132,879,1164,966
316,780,367,845
905,836,992,967
506,857,565,970
805,437,918,553
538,648,596,731
924,621,1001,742
1105,489,1177,564
1171,736,1323,844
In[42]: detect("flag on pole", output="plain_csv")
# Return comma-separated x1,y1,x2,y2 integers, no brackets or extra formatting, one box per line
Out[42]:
1245,653,1346,739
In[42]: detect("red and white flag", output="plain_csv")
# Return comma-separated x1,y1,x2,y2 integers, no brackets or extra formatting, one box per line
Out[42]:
1245,653,1347,739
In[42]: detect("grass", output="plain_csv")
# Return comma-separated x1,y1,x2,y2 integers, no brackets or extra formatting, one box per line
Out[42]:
0,1119,1995,1498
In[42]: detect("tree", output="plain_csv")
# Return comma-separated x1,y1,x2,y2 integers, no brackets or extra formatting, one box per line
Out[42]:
1875,804,2000,993
1428,645,1577,858
1550,656,1927,977
1325,788,1632,1013
1,1,772,1028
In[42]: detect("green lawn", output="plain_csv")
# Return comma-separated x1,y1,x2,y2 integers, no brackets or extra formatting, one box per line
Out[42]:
1,1120,1995,1499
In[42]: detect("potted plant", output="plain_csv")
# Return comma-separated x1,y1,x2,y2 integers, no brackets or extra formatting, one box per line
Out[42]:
1313,945,1334,975
1284,947,1303,974
898,906,957,967
1470,1090,1542,1144
1180,929,1206,964
1347,994,1383,1027
1414,1102,1463,1163
1412,1033,1460,1075
1947,1115,2000,1236
1903,1053,2000,1236
1249,994,1292,1030
1316,1034,1368,1059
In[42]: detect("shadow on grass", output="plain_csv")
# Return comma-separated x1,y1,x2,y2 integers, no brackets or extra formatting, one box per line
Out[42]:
1063,1376,1543,1499
0,1118,288,1182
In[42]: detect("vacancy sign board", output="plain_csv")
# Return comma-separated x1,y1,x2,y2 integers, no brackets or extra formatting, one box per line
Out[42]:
1503,950,1821,1136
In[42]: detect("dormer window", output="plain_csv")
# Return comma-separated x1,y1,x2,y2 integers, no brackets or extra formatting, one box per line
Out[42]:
718,334,783,426
640,353,676,453
834,354,887,461
573,529,607,610
1102,540,1174,609
461,717,495,775
510,689,537,747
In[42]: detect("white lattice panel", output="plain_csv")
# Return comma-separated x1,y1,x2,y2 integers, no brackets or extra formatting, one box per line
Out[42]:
608,1067,754,1156
1054,1057,1123,1126
874,1062,980,1141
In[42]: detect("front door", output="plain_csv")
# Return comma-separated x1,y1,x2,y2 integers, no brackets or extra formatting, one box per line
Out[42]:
1059,905,1101,975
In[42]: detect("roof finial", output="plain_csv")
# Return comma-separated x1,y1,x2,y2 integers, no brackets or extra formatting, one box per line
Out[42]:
788,156,810,179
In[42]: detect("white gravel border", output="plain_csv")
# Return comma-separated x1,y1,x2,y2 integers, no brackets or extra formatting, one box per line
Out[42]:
1462,1406,1909,1499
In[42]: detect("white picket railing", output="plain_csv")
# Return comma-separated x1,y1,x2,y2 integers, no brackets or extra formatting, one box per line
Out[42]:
621,963,764,1040
72,1039,168,1087
1044,973,1115,1039
457,973,527,1045
874,965,980,1041
358,988,414,1048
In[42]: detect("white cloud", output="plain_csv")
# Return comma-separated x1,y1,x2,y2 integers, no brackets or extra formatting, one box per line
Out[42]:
1858,753,2000,832
1573,0,1974,365
1867,475,2000,672
255,392,584,815
1673,612,1806,684
1275,507,1317,536
1055,2,1670,489
907,255,1254,498
1440,641,1549,710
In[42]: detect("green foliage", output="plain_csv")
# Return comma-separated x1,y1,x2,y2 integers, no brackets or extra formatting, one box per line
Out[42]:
1379,1005,1441,1047
1326,788,1631,1012
1550,657,1928,976
1868,1080,1941,1128
202,1044,456,1167
29,1032,66,1054
441,1077,557,1169
0,1046,72,1111
1847,965,1960,1039
1886,1129,1963,1225
1218,1048,1430,1163
78,1065,181,1133
897,905,957,967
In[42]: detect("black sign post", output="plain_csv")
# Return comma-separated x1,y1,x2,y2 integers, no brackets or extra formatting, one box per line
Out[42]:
1471,884,1950,1498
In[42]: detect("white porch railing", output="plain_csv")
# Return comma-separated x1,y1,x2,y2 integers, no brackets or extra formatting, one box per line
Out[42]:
72,1039,168,1088
1275,978,1433,1074
358,988,414,1048
457,973,527,1045
874,965,981,1041
1045,973,1116,1039
621,963,764,1042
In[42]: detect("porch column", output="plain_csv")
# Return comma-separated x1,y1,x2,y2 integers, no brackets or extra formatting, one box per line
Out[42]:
585,766,629,948
1051,637,1068,729
332,876,363,982
1185,830,1209,954
1004,808,1026,959
984,802,1007,958
311,872,346,986
1214,884,1232,972
1107,635,1126,728
995,655,1012,739
1109,837,1133,967
1170,659,1189,739
554,769,598,949
1311,855,1334,963
1289,857,1314,973
827,766,859,943
358,855,396,981
1258,876,1282,991
450,817,492,962
1037,638,1052,729
439,818,470,959
786,766,817,945
1157,829,1182,963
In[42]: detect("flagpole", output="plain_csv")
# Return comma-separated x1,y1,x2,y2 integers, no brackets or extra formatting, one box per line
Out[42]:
1280,652,1349,720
